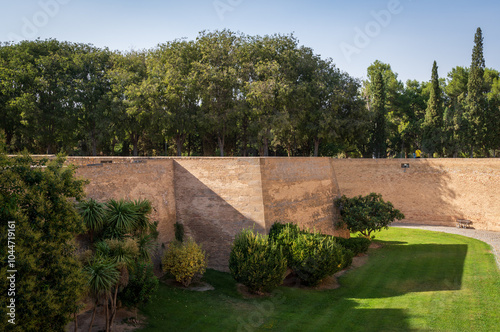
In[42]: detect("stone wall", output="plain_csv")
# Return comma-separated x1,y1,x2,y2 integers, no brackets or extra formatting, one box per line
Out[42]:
333,158,500,232
69,157,345,271
68,157,500,270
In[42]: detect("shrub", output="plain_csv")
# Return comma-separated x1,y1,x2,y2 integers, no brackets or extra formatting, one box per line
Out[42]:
268,222,302,242
271,223,303,263
119,261,159,308
229,229,287,293
335,193,405,239
334,237,371,256
288,233,345,286
162,239,207,287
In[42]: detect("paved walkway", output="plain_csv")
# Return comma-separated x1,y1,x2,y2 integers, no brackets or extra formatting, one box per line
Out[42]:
391,223,500,270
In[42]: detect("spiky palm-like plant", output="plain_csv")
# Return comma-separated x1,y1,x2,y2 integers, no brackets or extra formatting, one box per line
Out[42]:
78,198,105,242
95,238,139,330
84,256,120,332
103,199,139,238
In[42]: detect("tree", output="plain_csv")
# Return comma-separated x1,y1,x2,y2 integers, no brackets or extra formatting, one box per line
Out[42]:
79,198,157,331
335,193,405,239
364,61,404,157
464,27,487,157
194,30,242,156
108,51,157,156
0,154,87,331
443,66,469,157
422,61,444,157
398,80,427,157
370,71,387,158
149,40,200,156
73,44,113,156
84,255,120,332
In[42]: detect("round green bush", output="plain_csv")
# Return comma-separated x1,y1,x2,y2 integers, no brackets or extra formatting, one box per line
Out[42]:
229,229,287,293
289,233,345,286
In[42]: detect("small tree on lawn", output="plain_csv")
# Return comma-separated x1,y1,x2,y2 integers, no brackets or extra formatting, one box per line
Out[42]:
335,193,405,239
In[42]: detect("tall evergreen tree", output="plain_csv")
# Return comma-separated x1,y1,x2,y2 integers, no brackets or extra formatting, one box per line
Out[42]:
464,27,486,157
371,71,387,158
423,61,444,157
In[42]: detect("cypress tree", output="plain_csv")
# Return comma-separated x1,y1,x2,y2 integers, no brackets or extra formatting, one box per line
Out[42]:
371,71,387,158
465,27,486,157
423,61,444,157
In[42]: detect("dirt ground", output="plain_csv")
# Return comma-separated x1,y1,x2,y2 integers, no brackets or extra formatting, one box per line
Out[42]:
66,303,146,332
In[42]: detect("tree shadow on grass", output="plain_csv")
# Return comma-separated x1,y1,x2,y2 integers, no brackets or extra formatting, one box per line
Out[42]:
341,243,468,299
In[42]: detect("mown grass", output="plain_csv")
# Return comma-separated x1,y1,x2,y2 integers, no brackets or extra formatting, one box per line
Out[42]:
139,228,500,331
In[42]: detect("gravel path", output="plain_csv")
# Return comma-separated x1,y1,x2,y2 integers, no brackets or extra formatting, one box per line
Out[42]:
391,223,500,270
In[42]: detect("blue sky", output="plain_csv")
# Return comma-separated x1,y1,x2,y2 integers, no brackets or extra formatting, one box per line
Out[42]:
2,0,499,83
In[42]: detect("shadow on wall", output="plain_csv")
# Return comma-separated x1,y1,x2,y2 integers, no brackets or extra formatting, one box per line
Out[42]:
173,161,265,271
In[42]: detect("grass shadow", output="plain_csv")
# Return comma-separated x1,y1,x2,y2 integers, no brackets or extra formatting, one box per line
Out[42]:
339,242,468,299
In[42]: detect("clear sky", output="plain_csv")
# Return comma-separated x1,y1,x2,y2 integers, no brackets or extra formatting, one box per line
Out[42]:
2,0,499,83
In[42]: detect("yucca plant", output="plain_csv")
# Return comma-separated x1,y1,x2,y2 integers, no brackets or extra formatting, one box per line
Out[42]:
95,238,139,330
84,255,120,332
132,199,154,234
78,198,105,242
103,199,139,239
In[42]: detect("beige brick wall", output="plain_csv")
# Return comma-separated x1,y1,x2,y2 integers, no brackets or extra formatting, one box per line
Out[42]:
261,158,348,237
333,158,500,232
69,157,345,271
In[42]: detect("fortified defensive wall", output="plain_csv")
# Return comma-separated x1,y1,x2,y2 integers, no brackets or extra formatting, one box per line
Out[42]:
68,157,345,271
66,157,500,271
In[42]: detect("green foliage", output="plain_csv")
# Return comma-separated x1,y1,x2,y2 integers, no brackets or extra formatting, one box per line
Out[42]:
174,222,185,242
370,71,387,158
162,239,208,287
79,197,158,331
335,193,405,238
229,228,287,293
271,223,304,264
333,236,371,256
423,61,444,156
0,154,87,332
288,233,345,286
119,261,159,308
84,255,120,298
78,198,105,241
95,238,139,269
268,222,354,284
268,222,303,242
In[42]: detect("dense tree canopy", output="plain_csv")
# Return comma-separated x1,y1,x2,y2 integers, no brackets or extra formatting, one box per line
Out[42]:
1,28,499,157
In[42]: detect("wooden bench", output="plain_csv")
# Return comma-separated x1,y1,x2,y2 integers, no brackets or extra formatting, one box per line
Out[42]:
456,219,473,229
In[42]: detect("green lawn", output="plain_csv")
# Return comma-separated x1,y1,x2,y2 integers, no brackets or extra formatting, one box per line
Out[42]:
139,228,500,331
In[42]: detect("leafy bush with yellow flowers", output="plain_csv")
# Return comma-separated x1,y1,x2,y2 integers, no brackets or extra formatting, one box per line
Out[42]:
162,239,207,287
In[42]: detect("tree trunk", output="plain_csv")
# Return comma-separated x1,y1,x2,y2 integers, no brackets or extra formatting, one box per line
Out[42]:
91,128,97,156
218,136,224,157
105,295,110,332
88,299,98,332
470,145,474,158
109,283,120,329
175,134,185,157
133,137,139,156
262,137,269,157
314,138,320,157
187,134,192,157
5,131,13,151
74,312,78,332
